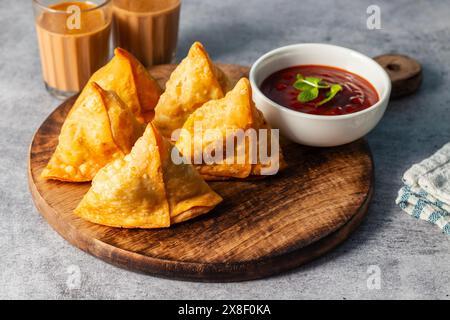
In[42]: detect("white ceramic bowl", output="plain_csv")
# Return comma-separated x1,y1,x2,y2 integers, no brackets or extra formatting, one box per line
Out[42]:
249,43,391,147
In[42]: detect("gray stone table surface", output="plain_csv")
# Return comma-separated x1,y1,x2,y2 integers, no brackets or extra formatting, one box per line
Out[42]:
1,0,449,299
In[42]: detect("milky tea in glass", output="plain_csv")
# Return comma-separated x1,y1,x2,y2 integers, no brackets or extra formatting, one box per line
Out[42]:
33,0,112,98
112,0,180,67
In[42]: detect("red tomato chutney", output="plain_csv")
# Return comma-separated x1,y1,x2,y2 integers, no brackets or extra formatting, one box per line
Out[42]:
260,65,379,116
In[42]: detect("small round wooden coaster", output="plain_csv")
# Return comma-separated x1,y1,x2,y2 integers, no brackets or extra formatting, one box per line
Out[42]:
374,54,422,99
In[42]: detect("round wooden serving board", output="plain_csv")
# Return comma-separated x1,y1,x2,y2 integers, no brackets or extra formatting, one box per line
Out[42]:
28,64,374,282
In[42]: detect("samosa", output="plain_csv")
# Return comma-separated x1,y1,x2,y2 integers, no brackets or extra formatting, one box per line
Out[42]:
176,78,286,180
41,82,145,182
153,42,230,139
89,47,162,123
74,124,223,228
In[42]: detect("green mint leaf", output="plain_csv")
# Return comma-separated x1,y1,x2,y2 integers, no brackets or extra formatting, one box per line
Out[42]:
293,74,341,106
298,87,319,103
293,80,313,91
293,74,312,91
305,77,329,89
304,77,320,85
316,84,343,106
294,75,330,89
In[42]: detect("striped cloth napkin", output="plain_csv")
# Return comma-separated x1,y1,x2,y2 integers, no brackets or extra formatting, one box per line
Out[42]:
396,143,450,235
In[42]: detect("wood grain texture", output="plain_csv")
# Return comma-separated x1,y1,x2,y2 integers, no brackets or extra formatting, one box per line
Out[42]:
28,64,374,282
374,54,422,99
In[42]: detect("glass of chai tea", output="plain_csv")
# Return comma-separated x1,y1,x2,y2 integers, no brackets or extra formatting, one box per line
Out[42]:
33,0,112,99
112,0,181,67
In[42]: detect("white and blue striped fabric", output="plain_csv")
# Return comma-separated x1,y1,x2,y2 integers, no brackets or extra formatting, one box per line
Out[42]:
396,143,450,235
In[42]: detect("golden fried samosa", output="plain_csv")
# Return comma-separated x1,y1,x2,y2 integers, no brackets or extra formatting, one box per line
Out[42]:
153,42,230,139
41,82,145,182
89,47,162,123
74,124,222,228
176,78,286,180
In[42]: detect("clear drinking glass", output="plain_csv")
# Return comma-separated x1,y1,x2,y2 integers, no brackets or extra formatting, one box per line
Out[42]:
32,0,112,99
112,0,181,67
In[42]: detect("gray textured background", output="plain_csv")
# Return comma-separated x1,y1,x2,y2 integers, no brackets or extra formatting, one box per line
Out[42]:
1,0,449,299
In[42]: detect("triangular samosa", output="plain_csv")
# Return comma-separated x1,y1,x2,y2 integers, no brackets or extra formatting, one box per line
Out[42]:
41,82,145,182
74,124,223,228
153,42,230,139
176,78,286,180
89,47,162,123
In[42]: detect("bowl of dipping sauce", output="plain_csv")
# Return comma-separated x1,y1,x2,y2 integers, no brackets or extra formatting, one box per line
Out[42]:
249,43,391,147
